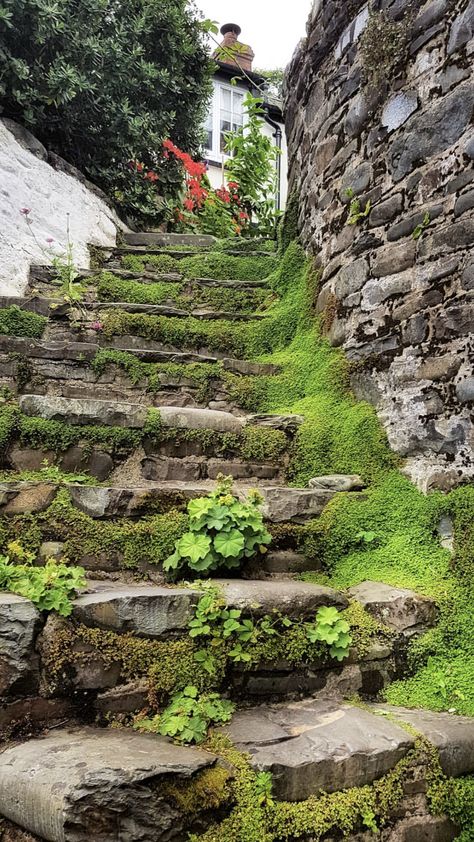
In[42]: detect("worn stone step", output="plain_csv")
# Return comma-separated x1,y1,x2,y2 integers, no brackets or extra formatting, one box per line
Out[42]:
0,480,338,522
0,294,263,324
18,395,302,439
0,727,216,842
222,698,474,801
0,333,279,375
69,578,348,636
123,231,217,248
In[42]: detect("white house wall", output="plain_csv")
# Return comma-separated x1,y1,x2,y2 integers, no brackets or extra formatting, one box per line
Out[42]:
0,120,122,296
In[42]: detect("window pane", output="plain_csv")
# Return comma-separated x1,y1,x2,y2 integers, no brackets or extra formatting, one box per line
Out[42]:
206,130,213,150
220,88,231,110
233,92,244,115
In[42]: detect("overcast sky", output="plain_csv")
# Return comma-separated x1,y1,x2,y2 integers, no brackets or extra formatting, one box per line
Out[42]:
195,0,312,68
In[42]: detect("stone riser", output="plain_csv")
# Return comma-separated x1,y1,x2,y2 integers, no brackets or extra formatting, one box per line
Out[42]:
3,442,284,485
0,356,245,413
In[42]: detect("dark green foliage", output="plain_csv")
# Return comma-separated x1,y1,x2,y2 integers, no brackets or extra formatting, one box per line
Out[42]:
0,306,46,338
0,0,212,222
215,238,276,254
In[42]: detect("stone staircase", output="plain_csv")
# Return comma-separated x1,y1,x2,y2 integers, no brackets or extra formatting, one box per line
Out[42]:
0,232,473,841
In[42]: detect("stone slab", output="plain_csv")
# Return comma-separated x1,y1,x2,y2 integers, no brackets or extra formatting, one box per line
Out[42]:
19,394,147,428
222,699,413,800
123,231,216,247
348,581,437,633
371,705,474,777
158,405,245,434
71,582,200,637
0,594,42,696
0,727,215,841
214,579,348,617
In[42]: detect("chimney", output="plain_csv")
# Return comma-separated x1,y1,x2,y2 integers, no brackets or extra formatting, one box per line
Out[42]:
214,23,255,72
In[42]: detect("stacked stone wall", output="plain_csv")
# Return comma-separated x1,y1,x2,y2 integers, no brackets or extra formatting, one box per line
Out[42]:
285,0,474,490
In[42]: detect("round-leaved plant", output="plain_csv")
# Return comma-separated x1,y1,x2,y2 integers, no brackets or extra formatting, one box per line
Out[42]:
164,476,271,576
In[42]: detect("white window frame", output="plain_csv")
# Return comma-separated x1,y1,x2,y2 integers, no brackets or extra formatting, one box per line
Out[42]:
204,80,247,162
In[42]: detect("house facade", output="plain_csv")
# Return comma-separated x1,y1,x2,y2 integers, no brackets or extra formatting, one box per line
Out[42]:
204,24,288,210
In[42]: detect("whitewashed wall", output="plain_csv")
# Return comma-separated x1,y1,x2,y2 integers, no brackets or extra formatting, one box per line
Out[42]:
0,120,123,296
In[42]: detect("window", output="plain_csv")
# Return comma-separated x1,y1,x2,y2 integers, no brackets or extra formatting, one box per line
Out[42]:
203,82,245,159
219,87,244,152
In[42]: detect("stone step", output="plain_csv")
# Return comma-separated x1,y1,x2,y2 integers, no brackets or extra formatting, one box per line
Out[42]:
18,395,302,437
0,294,264,323
0,703,471,841
69,578,348,635
0,727,216,842
30,263,271,292
0,334,279,375
0,480,339,522
222,699,474,800
123,231,217,248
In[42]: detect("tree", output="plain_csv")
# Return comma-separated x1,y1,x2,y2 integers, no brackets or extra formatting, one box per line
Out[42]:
255,68,285,99
0,0,212,222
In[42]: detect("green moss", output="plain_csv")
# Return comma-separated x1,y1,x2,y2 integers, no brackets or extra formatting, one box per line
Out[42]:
0,306,46,338
95,271,183,305
0,489,189,568
215,238,276,254
0,404,19,451
190,284,271,314
179,253,277,282
101,310,252,357
278,190,300,255
121,253,181,274
18,414,142,454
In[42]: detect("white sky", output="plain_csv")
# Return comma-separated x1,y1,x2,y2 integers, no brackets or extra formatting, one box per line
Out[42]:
195,0,312,68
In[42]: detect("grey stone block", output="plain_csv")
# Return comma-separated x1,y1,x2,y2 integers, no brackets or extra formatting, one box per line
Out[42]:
0,727,216,841
348,581,437,632
0,595,42,696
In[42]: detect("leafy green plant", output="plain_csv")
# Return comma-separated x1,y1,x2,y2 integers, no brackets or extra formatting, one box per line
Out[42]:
135,685,234,744
346,189,371,225
0,461,98,486
412,211,430,241
0,541,85,616
225,93,281,237
0,306,46,338
164,477,271,576
306,606,352,661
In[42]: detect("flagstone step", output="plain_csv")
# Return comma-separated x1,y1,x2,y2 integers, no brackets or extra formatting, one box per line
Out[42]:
0,480,340,522
0,727,216,842
18,395,302,437
29,263,272,292
69,578,348,635
0,294,265,323
123,231,217,248
0,702,471,841
0,334,279,375
222,699,474,800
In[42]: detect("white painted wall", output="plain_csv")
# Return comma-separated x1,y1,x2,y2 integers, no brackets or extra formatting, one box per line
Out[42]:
0,120,123,296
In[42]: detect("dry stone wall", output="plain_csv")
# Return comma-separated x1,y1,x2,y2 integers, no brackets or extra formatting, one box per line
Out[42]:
285,0,474,491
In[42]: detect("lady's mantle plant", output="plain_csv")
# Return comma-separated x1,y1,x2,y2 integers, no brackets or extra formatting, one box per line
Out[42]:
0,542,86,616
164,476,272,576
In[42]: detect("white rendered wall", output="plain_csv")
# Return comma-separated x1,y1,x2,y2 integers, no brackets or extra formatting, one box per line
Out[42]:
0,120,123,296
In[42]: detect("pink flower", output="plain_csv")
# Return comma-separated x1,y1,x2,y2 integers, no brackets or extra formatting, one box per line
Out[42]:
46,237,54,244
90,320,103,332
20,207,31,216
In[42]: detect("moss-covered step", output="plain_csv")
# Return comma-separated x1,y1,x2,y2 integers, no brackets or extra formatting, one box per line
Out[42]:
222,699,474,799
0,345,269,413
0,727,217,842
1,704,472,841
0,480,343,522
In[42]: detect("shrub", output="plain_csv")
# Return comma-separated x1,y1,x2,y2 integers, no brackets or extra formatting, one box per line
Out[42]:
0,0,212,223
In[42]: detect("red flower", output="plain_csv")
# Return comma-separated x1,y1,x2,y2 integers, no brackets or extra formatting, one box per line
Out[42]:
144,171,158,182
216,187,231,204
136,162,144,173
184,198,195,211
228,181,239,190
239,211,249,220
